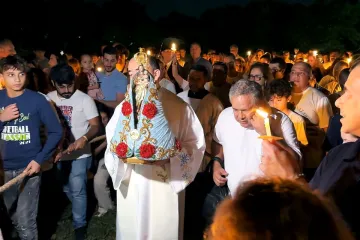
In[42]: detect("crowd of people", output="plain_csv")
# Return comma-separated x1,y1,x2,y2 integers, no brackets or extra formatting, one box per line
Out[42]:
0,37,359,240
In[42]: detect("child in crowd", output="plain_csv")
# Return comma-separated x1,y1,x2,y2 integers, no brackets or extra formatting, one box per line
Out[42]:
0,55,62,239
93,103,114,217
266,79,308,146
80,54,104,100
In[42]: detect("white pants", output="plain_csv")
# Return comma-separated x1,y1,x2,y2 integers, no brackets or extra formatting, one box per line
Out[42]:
116,163,185,240
94,158,114,210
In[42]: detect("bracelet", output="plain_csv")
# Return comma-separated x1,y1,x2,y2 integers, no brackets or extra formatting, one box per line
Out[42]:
294,173,305,180
212,157,223,163
82,136,89,142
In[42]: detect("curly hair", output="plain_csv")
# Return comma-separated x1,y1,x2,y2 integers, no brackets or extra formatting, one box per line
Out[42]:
265,79,292,101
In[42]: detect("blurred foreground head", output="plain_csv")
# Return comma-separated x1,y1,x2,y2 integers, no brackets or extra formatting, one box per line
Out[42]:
208,178,354,240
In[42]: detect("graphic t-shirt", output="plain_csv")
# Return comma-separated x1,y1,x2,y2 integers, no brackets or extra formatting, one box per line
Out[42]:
47,90,99,160
0,89,63,170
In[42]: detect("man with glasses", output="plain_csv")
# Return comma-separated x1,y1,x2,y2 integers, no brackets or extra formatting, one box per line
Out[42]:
290,62,333,180
269,57,287,80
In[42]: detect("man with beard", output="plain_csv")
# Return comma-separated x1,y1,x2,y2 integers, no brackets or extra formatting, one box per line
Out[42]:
48,64,100,240
177,64,224,171
96,46,128,109
104,49,205,240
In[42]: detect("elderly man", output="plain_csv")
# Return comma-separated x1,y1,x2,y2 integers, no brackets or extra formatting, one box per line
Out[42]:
105,49,205,240
290,62,333,179
184,42,213,80
212,80,301,196
261,56,360,238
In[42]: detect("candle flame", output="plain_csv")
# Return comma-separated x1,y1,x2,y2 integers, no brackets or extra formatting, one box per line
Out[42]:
171,43,176,51
147,50,151,55
256,109,268,118
313,50,318,56
347,57,352,64
247,51,251,56
97,67,103,72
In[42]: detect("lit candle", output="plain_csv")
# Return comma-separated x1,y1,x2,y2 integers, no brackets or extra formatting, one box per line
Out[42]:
304,59,308,63
147,50,151,56
347,57,352,64
256,109,272,136
247,51,251,56
313,50,318,57
171,43,176,51
97,67,103,72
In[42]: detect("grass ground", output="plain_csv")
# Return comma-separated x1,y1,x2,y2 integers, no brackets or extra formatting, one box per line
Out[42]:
52,205,116,240
36,168,117,240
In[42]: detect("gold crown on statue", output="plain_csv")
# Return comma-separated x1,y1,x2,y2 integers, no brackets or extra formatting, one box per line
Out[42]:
134,48,148,66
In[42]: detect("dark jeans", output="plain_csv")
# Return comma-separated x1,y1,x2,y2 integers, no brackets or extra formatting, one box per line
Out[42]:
3,168,41,240
57,157,92,229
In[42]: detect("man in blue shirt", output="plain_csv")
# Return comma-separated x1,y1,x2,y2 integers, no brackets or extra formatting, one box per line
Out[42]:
0,55,62,239
96,46,128,109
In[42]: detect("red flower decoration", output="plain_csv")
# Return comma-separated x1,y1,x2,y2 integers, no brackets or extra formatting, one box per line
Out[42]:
142,103,157,119
139,143,156,158
175,139,182,151
122,101,132,116
116,142,128,158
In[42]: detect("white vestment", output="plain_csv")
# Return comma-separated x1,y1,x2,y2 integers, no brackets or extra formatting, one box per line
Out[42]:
105,88,206,240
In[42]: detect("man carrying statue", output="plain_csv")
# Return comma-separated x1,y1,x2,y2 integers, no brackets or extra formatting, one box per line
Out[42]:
104,48,206,240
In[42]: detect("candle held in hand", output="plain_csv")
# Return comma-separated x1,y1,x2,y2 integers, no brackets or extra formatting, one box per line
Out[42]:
171,43,176,52
256,109,272,136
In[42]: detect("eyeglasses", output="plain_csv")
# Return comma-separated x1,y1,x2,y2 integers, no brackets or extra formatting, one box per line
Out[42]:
249,75,263,81
271,68,281,73
290,71,308,77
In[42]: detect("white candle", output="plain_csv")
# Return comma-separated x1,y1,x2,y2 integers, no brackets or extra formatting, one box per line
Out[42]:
264,117,271,136
256,109,272,136
171,43,176,51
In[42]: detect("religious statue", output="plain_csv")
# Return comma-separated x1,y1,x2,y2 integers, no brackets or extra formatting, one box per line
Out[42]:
109,48,178,162
104,47,205,240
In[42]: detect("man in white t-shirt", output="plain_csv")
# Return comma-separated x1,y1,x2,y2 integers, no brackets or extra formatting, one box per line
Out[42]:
48,64,100,240
289,62,333,178
212,80,301,196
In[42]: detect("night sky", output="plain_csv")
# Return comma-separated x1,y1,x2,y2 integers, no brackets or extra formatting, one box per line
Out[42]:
133,0,315,19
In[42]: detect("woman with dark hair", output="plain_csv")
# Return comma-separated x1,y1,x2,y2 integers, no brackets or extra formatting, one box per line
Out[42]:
248,62,274,90
43,50,68,75
208,178,354,240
